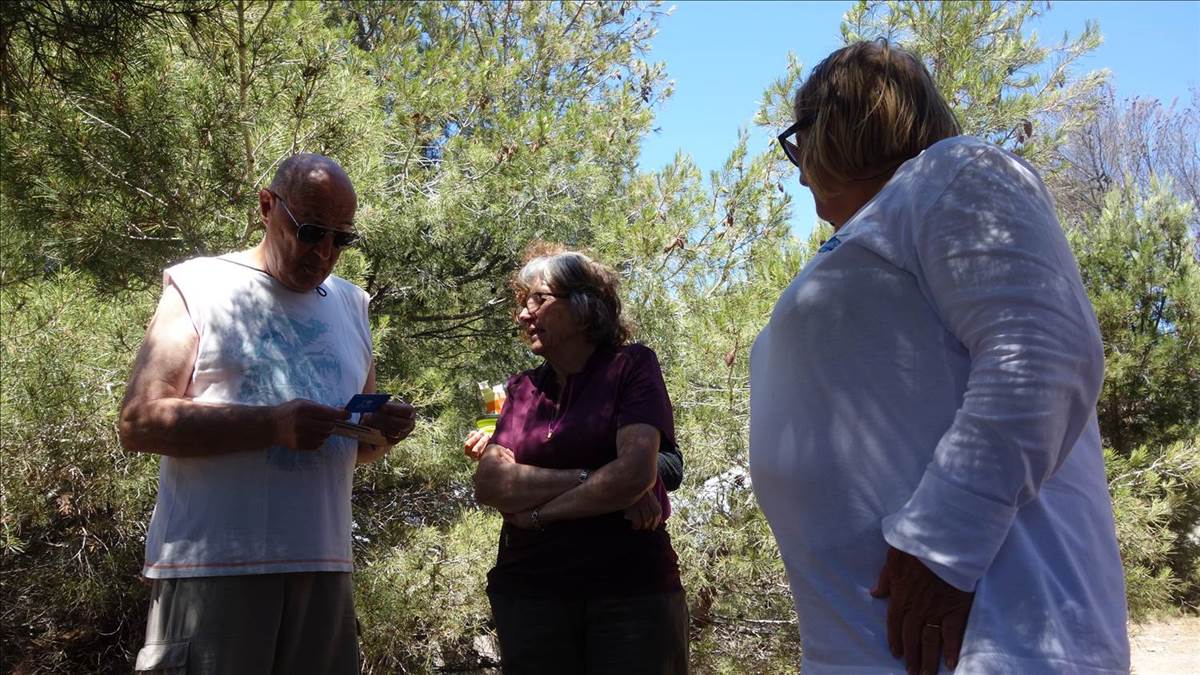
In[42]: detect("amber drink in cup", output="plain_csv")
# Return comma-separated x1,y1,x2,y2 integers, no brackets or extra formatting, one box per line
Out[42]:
476,381,506,434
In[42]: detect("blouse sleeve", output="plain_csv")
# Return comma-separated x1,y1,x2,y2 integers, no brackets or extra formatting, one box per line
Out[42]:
616,345,678,451
881,146,1105,592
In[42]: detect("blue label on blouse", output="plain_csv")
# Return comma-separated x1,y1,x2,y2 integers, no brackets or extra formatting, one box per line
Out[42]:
818,236,841,253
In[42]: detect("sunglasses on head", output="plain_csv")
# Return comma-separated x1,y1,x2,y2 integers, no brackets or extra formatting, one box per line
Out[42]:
269,190,360,249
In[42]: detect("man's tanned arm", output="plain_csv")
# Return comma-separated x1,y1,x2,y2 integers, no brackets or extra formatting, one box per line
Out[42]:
118,282,348,456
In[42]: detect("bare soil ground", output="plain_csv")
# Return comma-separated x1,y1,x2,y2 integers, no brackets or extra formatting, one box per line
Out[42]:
1130,616,1200,674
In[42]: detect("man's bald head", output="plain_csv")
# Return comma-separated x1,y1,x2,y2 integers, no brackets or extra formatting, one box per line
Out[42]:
257,153,358,292
268,154,357,210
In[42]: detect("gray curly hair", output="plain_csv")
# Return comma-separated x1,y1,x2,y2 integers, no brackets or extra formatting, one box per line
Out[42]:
512,243,633,348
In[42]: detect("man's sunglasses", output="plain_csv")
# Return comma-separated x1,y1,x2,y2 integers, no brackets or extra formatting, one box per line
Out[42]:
269,190,360,249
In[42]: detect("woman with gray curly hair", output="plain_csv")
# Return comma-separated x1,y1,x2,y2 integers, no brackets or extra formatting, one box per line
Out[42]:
752,40,1128,674
468,244,687,674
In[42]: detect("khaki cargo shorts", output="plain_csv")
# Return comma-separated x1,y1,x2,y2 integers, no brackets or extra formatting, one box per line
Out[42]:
133,572,359,675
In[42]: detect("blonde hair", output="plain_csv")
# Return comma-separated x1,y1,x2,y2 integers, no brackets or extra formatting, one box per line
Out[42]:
511,242,633,348
793,40,960,197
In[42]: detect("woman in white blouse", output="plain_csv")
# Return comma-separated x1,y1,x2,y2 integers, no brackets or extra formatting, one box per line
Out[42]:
751,40,1129,674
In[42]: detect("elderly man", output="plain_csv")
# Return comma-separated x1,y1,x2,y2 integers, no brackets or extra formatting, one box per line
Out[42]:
119,154,414,674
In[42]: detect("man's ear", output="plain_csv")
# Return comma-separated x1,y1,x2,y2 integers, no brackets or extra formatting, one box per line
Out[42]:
258,188,273,225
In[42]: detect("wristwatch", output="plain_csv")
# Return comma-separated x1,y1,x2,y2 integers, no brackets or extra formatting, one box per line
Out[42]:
577,469,590,485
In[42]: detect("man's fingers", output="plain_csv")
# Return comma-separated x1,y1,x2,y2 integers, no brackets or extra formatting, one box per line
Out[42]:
886,586,904,658
380,400,416,420
942,612,966,669
871,557,892,598
291,415,337,450
647,496,662,530
920,622,940,675
625,492,661,531
624,503,646,529
308,402,351,420
901,614,922,674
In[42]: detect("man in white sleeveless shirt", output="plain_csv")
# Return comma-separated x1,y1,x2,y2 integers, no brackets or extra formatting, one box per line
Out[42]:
119,154,415,674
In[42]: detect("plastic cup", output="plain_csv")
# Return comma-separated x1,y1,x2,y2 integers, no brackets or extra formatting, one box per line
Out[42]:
475,415,499,434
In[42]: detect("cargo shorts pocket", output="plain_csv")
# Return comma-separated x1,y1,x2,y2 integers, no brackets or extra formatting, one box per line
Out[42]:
134,640,188,674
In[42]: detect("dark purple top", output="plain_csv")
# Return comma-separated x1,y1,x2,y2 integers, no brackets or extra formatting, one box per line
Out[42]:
485,343,682,598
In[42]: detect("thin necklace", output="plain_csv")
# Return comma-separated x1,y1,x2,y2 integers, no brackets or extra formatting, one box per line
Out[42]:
546,375,573,441
216,256,327,296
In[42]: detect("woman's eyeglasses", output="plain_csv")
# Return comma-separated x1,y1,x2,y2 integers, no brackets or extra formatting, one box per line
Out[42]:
269,190,360,249
777,112,816,170
777,113,900,184
523,291,568,312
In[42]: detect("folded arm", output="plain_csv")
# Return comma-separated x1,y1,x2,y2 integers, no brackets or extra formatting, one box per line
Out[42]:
523,423,660,526
473,444,582,512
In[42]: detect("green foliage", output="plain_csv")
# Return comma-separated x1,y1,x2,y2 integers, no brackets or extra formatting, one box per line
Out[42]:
1,0,385,287
1106,439,1200,620
1068,176,1200,612
842,0,1107,165
355,510,499,673
1071,179,1200,454
0,275,157,672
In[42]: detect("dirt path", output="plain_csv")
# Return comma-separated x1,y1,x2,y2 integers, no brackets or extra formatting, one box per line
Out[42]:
1130,617,1200,674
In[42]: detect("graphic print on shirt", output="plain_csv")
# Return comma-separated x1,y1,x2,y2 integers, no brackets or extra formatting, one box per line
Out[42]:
224,313,351,469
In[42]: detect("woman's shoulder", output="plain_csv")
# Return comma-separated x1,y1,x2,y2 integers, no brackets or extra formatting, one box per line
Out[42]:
892,136,1045,213
910,136,1034,185
609,343,666,374
615,342,658,360
507,363,543,386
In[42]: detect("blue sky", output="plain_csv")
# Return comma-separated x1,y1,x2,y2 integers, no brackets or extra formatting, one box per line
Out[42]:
637,0,1200,237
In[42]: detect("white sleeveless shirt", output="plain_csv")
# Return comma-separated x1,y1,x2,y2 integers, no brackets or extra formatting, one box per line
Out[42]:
142,255,372,578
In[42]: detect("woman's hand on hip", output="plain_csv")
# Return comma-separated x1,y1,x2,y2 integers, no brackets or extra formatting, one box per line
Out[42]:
623,489,662,531
871,546,975,674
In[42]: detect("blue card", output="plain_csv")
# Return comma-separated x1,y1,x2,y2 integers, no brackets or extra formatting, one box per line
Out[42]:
345,393,391,413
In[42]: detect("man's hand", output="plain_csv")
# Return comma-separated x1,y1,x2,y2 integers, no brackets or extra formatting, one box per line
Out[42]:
623,489,662,531
271,399,350,450
871,546,975,674
362,399,417,445
463,429,491,461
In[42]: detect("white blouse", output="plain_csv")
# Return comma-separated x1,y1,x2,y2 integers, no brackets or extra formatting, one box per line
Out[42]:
750,136,1129,674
